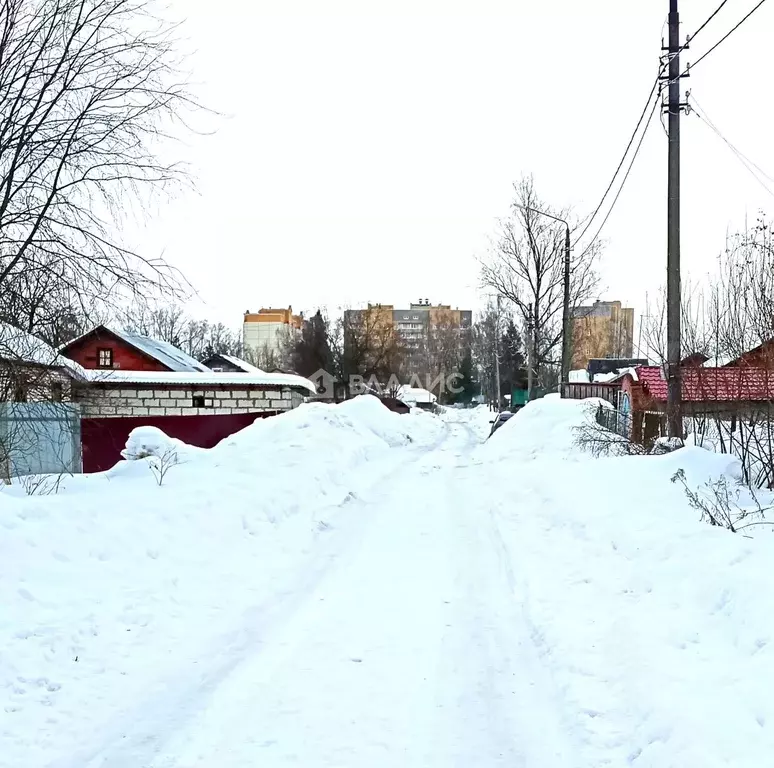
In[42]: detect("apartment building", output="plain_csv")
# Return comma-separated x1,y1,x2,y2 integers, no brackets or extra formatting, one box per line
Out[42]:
243,307,303,361
571,300,634,370
344,300,472,379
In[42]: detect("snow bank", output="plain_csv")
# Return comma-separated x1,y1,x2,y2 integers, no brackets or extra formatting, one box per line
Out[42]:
121,425,203,462
0,397,442,768
482,394,774,765
480,394,603,460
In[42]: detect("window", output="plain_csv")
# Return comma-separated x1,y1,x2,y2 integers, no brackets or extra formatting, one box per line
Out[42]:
192,395,205,408
97,348,113,368
51,382,63,402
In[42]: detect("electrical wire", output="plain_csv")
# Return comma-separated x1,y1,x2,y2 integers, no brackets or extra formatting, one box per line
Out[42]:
689,95,774,197
684,0,731,47
579,96,660,257
682,0,769,75
574,1,751,251
572,72,662,247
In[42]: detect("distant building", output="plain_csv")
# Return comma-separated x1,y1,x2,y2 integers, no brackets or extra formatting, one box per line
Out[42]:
571,300,634,371
243,307,303,362
344,300,472,382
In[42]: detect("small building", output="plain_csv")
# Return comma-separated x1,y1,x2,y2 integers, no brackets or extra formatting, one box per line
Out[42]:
59,325,315,472
202,353,265,374
0,324,83,478
398,386,437,411
618,365,774,447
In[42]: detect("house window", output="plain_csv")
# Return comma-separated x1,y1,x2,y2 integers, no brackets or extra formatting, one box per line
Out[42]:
97,348,113,368
51,382,63,402
192,395,205,408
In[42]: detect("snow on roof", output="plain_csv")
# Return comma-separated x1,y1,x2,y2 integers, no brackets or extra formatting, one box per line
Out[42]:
60,325,210,373
85,368,317,393
397,386,437,404
208,353,265,374
109,328,210,373
0,323,85,376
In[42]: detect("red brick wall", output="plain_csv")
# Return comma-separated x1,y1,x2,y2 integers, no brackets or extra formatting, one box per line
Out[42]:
64,333,167,371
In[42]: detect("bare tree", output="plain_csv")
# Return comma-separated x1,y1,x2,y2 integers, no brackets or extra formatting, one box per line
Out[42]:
0,0,199,330
426,308,461,402
338,305,405,386
480,176,600,391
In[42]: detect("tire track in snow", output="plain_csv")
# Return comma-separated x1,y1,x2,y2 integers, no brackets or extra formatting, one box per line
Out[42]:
47,421,465,768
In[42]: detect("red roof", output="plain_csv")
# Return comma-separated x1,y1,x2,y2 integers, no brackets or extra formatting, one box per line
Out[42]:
635,366,774,402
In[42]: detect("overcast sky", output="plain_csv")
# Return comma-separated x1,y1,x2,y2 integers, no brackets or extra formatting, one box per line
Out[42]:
133,0,774,334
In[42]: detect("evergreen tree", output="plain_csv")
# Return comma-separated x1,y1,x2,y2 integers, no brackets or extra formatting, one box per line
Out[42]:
289,310,332,378
455,352,479,403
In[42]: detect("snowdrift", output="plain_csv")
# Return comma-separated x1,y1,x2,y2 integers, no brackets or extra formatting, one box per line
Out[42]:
0,396,442,768
480,395,774,766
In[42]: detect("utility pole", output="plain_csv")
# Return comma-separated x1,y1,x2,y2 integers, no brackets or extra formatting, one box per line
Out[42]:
526,303,534,401
494,295,502,410
512,203,572,385
561,224,572,383
665,0,685,439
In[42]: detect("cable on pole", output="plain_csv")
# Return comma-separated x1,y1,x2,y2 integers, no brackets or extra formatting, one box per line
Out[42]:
578,96,660,257
572,72,663,247
689,94,774,197
681,0,769,75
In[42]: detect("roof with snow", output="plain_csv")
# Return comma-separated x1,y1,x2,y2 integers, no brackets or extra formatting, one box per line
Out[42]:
0,323,85,376
635,365,774,402
398,386,437,404
204,353,265,374
85,369,317,393
109,328,210,372
61,325,210,373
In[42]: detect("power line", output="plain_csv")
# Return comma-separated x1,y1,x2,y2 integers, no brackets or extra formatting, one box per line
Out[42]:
575,1,751,252
684,0,730,47
579,96,660,256
572,73,662,247
690,95,774,197
683,0,769,74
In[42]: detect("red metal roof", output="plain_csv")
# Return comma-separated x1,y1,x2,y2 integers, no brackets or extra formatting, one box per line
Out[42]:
635,366,774,402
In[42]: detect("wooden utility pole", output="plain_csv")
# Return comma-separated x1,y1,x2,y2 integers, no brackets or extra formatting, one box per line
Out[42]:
666,0,683,438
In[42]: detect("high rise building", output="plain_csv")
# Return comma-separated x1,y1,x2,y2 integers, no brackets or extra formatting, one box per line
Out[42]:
343,300,472,381
571,300,634,370
243,307,303,364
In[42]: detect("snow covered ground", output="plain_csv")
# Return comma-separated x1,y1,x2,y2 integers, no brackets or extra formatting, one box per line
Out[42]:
2,395,773,766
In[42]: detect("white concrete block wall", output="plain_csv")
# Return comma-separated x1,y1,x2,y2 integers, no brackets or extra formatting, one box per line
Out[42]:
77,385,304,418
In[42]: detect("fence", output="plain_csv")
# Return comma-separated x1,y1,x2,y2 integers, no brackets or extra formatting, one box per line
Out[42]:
0,402,81,480
594,403,631,439
560,382,620,406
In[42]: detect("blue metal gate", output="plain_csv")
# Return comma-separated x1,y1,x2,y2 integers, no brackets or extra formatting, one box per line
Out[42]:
0,402,81,478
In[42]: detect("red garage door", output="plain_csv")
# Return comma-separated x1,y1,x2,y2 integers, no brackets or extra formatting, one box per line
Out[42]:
81,412,276,473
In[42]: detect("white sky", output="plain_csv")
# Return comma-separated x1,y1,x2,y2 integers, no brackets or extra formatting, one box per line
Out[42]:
133,0,774,331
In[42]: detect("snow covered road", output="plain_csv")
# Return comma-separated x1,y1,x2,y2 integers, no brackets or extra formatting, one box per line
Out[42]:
5,397,774,767
54,418,575,767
